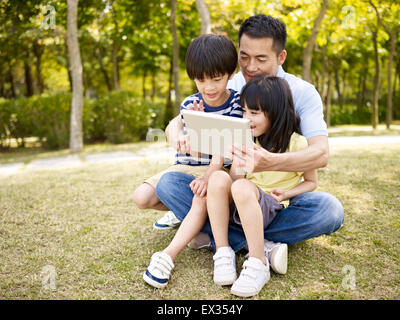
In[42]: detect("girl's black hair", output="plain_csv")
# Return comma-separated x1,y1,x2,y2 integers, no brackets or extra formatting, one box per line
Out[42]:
185,34,237,80
240,75,301,153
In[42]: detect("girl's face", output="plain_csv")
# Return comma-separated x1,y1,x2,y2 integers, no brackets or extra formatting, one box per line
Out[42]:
243,104,270,137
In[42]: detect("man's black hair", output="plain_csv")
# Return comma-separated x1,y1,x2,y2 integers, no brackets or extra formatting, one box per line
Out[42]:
185,34,237,80
238,14,287,55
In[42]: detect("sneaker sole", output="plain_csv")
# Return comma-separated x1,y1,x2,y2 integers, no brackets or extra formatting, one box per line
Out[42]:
230,274,270,297
153,222,180,230
143,271,168,289
214,275,237,286
270,243,288,274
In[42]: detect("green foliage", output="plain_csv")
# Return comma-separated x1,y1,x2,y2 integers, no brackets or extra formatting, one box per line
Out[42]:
0,91,163,149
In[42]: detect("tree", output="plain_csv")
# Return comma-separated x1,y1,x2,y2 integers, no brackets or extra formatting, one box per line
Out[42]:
170,0,181,115
369,0,400,129
195,0,211,34
67,0,83,153
301,0,329,83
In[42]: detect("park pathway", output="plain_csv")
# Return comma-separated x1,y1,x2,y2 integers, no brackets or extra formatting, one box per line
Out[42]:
0,135,399,176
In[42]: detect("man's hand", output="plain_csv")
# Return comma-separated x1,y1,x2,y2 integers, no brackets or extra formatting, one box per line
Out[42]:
231,143,278,173
190,178,208,197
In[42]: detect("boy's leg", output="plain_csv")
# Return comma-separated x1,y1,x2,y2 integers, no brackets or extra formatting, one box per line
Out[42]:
231,179,265,264
163,195,207,261
133,182,169,211
206,171,233,250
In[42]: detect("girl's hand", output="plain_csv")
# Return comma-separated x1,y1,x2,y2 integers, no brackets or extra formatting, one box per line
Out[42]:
190,178,208,197
269,189,287,203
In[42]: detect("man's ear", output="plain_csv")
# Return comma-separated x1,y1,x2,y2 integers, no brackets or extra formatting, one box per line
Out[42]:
278,49,287,66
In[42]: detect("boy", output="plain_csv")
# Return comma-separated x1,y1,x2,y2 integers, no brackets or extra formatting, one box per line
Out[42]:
136,34,243,288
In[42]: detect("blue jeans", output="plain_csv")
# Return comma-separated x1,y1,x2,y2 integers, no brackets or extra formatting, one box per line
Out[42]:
155,171,344,252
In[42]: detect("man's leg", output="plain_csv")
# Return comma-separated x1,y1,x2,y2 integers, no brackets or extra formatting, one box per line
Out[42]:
264,191,344,245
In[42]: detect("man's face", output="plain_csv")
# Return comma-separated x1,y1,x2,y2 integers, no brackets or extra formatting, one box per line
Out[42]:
238,33,287,83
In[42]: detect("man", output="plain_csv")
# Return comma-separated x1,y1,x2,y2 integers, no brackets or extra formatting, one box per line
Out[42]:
152,14,344,272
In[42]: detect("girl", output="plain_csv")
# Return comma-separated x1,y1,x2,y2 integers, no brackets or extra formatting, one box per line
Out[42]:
206,75,318,297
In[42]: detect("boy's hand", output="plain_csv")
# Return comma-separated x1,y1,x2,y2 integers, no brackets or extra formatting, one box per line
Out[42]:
190,178,208,197
269,189,287,203
176,134,191,154
189,99,204,112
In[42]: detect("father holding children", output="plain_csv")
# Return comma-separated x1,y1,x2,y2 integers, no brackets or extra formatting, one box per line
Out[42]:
133,14,344,297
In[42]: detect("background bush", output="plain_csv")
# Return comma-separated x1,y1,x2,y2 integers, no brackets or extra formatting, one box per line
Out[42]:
0,91,164,149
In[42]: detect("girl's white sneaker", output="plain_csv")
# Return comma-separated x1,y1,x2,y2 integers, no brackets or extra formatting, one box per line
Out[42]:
230,257,270,297
213,246,237,285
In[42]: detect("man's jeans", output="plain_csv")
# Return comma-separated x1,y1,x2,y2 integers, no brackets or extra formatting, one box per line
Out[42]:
156,172,344,252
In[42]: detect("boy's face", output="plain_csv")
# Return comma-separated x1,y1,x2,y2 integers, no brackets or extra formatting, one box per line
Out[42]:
194,73,233,107
238,34,287,83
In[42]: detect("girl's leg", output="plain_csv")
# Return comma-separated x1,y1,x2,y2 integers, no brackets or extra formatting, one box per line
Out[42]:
206,171,233,249
133,183,169,210
231,179,266,265
163,195,207,261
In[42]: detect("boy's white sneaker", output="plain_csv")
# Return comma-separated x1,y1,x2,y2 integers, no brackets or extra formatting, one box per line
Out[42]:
213,246,237,286
143,251,174,288
153,211,181,230
230,257,270,297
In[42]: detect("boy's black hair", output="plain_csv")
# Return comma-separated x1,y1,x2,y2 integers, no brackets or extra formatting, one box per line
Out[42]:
185,34,237,80
238,14,287,56
240,75,301,153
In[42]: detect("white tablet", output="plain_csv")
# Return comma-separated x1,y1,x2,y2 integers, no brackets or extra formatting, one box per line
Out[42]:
181,109,253,158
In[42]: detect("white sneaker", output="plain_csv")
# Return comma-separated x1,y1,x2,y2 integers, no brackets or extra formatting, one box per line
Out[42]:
230,257,270,297
264,240,288,274
153,211,181,230
245,240,288,274
143,252,174,288
213,247,237,286
187,232,212,249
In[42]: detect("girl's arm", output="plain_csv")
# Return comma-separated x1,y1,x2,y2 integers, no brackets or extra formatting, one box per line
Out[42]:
270,169,318,203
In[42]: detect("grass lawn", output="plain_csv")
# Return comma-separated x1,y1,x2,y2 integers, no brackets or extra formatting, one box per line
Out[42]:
0,129,399,299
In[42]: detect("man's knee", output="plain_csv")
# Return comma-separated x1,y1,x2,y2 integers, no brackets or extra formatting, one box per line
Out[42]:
155,171,195,199
321,192,344,233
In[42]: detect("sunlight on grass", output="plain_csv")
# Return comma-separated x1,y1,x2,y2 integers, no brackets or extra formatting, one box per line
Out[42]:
0,128,399,299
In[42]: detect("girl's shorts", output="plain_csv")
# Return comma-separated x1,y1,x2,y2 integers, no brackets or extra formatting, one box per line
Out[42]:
230,185,283,229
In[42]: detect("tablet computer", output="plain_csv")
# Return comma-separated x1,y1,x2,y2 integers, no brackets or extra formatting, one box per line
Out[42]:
181,109,253,158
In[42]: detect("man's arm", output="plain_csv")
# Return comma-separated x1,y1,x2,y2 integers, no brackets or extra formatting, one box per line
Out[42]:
232,135,329,173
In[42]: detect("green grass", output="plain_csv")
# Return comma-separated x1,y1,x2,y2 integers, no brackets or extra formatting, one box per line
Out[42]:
0,129,399,300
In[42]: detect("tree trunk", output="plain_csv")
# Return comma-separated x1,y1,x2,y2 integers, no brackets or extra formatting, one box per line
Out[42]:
33,42,44,94
371,30,380,130
170,0,181,114
334,69,342,108
195,0,211,34
95,46,112,92
325,72,333,128
302,0,329,83
164,58,174,128
24,60,34,97
385,32,396,129
7,58,16,99
111,11,120,91
67,0,84,153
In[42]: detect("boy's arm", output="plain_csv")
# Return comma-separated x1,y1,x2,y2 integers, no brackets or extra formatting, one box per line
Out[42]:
270,169,318,203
